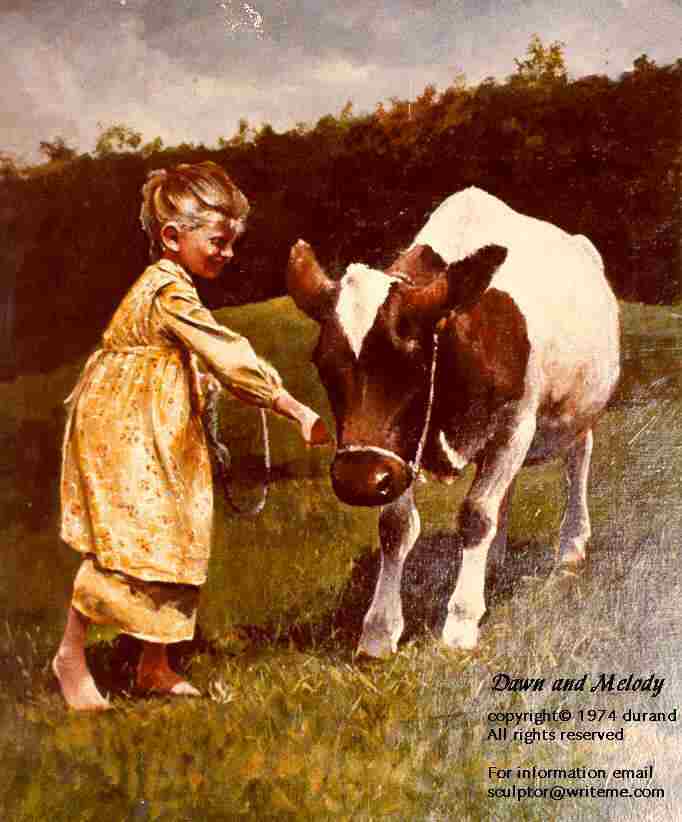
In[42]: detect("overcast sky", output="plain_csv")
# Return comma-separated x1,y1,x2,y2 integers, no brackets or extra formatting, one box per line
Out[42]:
3,0,681,163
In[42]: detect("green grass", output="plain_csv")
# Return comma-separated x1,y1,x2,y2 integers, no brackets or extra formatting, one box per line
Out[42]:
2,298,681,820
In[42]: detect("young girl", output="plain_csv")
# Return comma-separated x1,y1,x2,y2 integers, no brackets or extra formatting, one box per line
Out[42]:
53,161,328,710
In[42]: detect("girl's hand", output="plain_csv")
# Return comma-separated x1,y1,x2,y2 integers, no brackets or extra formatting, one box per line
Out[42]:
303,413,332,447
273,391,332,447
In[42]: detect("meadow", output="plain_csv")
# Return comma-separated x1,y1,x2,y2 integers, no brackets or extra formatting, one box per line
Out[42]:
2,295,681,820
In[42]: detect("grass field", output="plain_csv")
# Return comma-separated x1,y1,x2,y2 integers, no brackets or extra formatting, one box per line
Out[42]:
2,296,681,820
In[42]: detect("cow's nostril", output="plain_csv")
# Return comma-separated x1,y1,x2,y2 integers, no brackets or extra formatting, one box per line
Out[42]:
375,471,392,496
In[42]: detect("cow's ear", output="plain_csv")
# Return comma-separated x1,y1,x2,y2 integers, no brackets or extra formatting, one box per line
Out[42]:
446,244,508,312
287,240,338,321
386,244,447,285
404,244,507,320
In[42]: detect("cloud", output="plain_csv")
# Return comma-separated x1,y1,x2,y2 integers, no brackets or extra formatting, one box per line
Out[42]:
2,0,681,163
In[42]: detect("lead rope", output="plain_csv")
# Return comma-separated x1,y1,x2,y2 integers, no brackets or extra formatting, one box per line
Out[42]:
202,386,271,516
408,329,440,481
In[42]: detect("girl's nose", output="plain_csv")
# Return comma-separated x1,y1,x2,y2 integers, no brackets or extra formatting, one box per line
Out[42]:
221,246,234,259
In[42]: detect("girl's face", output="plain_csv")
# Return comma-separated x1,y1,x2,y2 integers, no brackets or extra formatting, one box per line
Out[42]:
164,214,246,280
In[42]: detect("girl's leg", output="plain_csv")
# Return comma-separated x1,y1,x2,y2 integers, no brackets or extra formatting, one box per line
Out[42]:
53,606,111,711
136,642,200,696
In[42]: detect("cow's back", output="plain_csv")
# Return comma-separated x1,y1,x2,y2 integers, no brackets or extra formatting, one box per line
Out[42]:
415,188,620,449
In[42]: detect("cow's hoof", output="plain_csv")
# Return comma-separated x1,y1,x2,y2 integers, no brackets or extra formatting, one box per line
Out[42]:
441,616,480,650
357,632,397,659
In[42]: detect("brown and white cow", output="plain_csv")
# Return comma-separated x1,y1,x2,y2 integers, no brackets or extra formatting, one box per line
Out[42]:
287,187,620,656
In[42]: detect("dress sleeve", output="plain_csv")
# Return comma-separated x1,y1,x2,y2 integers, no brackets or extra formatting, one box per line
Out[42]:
155,281,283,408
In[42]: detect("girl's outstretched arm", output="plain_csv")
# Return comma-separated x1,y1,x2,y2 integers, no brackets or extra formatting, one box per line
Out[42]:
156,280,330,445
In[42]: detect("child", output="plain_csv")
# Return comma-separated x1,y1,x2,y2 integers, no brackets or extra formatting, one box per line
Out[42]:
53,161,329,710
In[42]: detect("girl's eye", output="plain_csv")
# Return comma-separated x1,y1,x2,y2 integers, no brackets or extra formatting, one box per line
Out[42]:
211,233,238,249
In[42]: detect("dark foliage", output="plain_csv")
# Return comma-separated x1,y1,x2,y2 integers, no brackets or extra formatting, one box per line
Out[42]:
9,58,681,376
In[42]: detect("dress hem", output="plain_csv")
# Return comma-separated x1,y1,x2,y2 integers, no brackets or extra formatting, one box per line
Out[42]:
61,536,208,587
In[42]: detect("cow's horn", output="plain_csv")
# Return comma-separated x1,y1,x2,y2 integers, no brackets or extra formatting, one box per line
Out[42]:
287,240,338,321
404,244,508,318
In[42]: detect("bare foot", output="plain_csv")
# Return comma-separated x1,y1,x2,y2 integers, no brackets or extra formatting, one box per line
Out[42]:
52,653,111,712
136,665,200,697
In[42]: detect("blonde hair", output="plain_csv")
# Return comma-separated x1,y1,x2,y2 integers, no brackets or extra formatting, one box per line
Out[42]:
140,161,250,260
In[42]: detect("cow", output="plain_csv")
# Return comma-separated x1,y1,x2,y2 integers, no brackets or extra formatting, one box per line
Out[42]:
287,187,620,657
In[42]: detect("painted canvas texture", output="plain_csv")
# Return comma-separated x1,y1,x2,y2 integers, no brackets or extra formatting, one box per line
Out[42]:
3,2,681,819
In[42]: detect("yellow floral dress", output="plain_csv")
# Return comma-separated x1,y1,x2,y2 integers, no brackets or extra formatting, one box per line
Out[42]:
61,258,283,642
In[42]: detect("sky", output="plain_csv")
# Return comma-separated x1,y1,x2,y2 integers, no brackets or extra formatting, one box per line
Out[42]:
3,0,681,164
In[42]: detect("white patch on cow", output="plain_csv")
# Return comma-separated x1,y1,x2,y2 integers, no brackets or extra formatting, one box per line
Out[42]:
444,413,538,649
438,431,468,471
335,263,398,358
558,429,593,564
413,186,620,421
358,487,421,658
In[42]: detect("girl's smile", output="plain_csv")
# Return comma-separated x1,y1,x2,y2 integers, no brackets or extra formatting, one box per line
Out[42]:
162,215,245,280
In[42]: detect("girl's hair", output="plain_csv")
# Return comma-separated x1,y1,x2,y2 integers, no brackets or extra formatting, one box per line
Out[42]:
140,161,250,260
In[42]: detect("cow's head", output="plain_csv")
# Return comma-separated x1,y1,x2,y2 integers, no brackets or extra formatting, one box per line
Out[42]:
287,239,507,506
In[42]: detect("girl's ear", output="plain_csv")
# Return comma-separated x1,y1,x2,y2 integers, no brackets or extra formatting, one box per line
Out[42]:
160,222,181,253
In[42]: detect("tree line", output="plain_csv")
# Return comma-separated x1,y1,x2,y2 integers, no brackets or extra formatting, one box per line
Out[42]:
5,39,681,376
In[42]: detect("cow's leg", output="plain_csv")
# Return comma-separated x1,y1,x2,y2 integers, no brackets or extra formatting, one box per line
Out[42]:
558,429,593,566
443,415,536,649
358,487,420,658
486,478,515,584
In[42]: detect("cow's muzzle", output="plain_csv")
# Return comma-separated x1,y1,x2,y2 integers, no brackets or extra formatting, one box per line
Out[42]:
331,446,413,507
